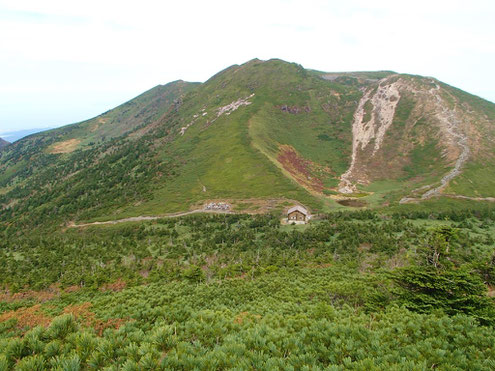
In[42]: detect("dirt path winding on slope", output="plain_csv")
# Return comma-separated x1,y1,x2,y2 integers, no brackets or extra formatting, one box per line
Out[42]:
67,198,308,228
68,209,233,228
399,83,470,203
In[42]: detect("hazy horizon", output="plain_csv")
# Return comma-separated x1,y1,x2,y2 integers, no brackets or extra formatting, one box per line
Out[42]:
0,127,54,142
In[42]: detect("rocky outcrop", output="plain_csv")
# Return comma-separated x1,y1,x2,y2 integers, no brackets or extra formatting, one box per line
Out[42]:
180,94,254,136
216,94,254,117
280,105,311,114
204,202,231,211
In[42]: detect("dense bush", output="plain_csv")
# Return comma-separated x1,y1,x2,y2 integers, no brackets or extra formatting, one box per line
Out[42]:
1,210,495,368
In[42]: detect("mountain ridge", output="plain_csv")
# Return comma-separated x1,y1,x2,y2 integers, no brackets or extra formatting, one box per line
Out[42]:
1,58,495,230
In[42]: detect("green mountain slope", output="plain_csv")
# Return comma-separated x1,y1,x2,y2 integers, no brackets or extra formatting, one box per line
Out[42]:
1,59,495,230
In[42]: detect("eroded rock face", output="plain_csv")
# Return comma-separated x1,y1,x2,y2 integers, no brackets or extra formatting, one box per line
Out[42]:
338,74,479,200
339,77,402,193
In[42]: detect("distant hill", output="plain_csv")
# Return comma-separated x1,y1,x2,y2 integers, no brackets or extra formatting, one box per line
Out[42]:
1,58,495,229
0,127,53,143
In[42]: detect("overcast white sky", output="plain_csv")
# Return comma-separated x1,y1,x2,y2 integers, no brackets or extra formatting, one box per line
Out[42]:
1,0,494,133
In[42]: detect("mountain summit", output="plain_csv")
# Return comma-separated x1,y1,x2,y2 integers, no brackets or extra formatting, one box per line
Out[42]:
1,58,494,228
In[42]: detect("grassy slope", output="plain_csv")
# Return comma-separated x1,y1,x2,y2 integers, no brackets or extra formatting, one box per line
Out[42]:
122,103,320,216
117,60,329,217
248,75,356,180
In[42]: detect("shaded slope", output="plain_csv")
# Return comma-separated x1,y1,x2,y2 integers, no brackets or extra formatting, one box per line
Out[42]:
0,138,9,150
0,81,197,228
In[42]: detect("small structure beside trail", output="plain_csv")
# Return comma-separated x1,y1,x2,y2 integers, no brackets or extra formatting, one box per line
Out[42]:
286,205,310,224
204,202,231,211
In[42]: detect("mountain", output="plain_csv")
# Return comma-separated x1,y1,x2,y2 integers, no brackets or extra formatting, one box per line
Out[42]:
1,58,495,229
3,60,495,368
0,138,9,149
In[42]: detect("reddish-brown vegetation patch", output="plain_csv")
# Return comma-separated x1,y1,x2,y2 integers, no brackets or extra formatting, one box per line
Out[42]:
64,285,82,293
63,302,126,336
0,284,61,303
0,301,127,335
0,304,52,329
99,278,127,292
277,145,326,193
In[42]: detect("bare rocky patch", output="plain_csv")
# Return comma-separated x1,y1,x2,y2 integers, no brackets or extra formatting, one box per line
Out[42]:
180,94,254,136
339,76,402,193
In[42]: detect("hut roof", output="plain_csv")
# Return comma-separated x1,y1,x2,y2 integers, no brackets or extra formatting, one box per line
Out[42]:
287,205,308,215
